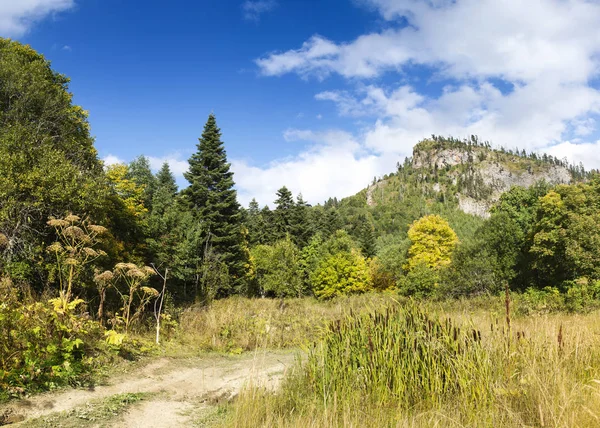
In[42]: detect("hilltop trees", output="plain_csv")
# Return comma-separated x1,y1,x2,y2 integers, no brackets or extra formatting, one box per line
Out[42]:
183,114,247,295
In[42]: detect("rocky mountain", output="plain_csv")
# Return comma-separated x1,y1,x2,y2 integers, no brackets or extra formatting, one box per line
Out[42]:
365,137,579,218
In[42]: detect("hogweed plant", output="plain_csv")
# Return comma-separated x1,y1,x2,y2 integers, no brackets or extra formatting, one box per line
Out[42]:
111,263,157,333
46,214,107,309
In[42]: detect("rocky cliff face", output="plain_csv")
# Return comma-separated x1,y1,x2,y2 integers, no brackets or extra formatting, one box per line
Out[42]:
412,146,572,218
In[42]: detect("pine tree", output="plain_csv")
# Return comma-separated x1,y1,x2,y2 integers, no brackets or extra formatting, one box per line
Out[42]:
256,205,277,245
290,193,312,248
155,162,178,197
274,186,295,239
355,214,376,258
246,198,261,245
128,155,157,210
182,114,247,294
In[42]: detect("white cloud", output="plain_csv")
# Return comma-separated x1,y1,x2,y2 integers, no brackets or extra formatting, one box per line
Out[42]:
61,44,71,51
101,154,124,167
240,0,600,204
232,129,389,207
545,141,600,171
258,0,600,84
147,154,189,177
242,0,277,22
0,0,75,37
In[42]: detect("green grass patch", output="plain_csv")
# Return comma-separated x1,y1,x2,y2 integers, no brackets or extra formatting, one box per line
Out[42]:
25,392,153,428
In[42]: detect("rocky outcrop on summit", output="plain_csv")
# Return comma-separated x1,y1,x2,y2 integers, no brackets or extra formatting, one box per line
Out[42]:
412,145,572,217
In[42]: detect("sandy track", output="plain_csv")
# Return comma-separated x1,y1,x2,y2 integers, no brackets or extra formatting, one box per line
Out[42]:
2,350,295,427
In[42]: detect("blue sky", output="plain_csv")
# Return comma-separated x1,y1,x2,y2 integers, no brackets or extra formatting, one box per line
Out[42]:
4,0,600,206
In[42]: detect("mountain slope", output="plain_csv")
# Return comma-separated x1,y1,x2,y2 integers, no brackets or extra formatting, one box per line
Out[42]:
336,136,585,244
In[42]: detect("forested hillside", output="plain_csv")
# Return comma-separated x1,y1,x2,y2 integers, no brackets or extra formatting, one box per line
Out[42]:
2,38,600,400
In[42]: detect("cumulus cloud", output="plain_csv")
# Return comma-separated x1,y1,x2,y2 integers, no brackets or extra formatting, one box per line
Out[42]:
101,154,124,167
147,154,189,177
546,141,600,171
239,0,600,204
232,129,389,207
0,0,75,37
258,0,600,83
242,0,277,21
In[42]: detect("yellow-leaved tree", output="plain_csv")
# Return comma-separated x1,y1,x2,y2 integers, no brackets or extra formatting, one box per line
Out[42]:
105,164,148,217
405,214,459,271
399,215,458,297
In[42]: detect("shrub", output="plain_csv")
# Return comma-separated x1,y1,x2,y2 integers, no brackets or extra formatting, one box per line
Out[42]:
0,277,102,399
397,261,440,298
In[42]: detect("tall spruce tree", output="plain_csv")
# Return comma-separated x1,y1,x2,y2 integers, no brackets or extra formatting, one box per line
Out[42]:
183,114,247,294
155,162,178,197
290,194,312,248
246,198,261,245
274,186,295,240
128,155,157,210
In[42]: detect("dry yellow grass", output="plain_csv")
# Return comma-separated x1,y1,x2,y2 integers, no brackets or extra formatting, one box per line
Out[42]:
203,294,600,427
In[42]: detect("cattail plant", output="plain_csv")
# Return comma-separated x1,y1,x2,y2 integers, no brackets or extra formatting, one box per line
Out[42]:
300,301,492,415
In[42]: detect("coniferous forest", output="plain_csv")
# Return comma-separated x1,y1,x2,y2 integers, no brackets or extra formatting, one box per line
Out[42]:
3,38,600,427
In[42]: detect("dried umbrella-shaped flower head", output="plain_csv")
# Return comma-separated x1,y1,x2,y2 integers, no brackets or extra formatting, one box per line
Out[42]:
126,268,147,279
47,242,64,253
94,270,114,284
47,218,70,228
141,286,160,297
64,214,81,223
0,233,7,249
82,247,99,257
64,257,79,266
115,262,138,271
63,226,85,240
143,266,155,276
88,225,108,235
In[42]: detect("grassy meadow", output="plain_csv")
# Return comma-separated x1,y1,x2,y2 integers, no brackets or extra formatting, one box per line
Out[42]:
172,293,600,427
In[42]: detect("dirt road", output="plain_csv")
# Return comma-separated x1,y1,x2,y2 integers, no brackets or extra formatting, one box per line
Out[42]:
1,350,295,427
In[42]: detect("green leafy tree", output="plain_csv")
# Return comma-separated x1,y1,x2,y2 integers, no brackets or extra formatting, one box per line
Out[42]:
375,234,411,283
397,261,440,298
106,164,148,218
182,114,247,294
0,39,107,281
298,233,324,292
311,249,372,300
250,237,303,297
529,181,600,287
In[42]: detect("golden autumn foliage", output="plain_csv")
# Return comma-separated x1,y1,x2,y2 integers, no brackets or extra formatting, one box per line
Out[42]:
405,214,459,272
105,164,148,217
